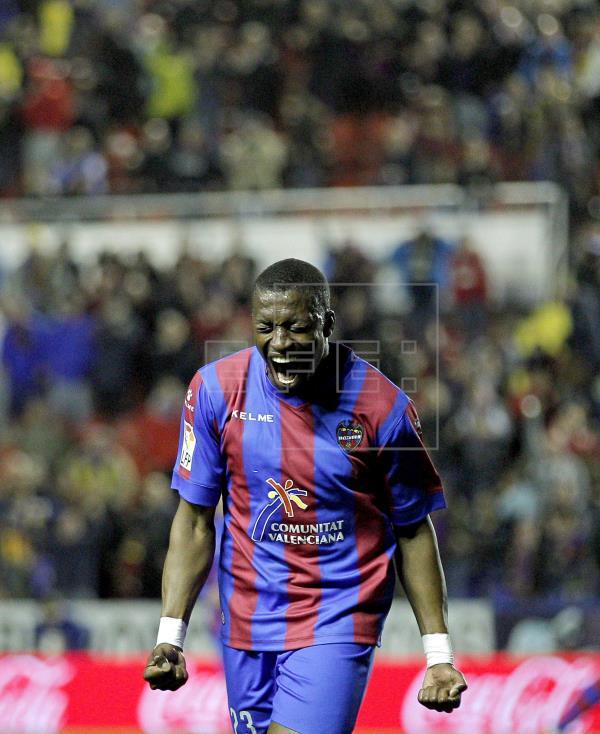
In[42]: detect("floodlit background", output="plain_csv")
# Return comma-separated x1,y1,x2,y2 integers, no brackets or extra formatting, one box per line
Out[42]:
0,1,599,733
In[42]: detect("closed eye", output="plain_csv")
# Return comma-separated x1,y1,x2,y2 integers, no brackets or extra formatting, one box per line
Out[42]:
255,322,311,333
256,323,273,332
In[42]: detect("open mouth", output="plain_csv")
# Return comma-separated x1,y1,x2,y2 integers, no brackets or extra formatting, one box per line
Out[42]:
268,356,309,389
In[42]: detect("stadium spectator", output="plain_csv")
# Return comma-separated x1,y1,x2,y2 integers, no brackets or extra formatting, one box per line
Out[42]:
389,227,454,328
34,596,90,652
0,0,598,217
450,237,488,339
2,317,43,418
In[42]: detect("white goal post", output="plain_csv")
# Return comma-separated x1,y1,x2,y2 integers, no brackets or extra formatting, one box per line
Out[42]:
0,182,568,305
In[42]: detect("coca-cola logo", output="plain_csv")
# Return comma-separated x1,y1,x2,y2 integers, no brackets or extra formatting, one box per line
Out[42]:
0,655,74,734
401,656,599,734
137,663,229,734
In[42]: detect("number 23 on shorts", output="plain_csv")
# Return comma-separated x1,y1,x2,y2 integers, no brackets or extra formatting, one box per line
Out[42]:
230,707,258,734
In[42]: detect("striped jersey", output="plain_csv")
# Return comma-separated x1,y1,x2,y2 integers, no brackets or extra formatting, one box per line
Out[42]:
172,344,445,651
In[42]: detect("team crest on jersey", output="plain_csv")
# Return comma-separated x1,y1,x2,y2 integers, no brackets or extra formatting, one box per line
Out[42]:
251,478,308,542
336,420,363,452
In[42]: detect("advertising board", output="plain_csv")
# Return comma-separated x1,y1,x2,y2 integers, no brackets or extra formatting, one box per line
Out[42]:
0,653,598,733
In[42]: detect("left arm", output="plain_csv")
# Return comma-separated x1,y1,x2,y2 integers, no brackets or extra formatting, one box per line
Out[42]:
395,516,467,712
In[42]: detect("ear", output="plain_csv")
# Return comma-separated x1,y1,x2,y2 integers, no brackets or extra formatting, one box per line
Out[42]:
323,309,335,338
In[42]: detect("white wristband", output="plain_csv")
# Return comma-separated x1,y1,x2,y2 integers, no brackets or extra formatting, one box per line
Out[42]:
422,633,454,667
156,617,188,650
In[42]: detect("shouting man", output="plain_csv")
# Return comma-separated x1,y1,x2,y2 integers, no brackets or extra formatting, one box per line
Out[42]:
144,258,467,734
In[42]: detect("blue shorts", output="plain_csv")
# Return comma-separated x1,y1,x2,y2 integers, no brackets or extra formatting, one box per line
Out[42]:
222,642,375,734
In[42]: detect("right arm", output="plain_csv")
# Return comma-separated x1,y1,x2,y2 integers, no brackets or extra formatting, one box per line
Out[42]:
144,498,216,691
161,498,216,623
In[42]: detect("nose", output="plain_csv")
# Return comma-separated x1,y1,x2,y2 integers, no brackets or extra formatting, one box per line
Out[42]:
271,326,291,352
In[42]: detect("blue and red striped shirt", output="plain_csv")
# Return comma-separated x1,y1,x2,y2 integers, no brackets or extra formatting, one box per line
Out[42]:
172,344,445,651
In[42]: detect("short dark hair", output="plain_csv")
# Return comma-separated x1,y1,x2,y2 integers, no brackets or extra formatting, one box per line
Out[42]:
253,258,330,314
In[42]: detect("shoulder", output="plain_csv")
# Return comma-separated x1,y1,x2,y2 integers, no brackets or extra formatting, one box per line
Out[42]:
184,347,255,393
198,347,254,389
184,348,255,425
341,344,407,405
200,346,255,373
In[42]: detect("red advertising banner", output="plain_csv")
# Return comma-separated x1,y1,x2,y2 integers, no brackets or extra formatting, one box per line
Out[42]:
0,653,598,733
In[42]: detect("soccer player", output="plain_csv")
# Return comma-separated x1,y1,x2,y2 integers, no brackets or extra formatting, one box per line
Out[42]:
144,259,467,734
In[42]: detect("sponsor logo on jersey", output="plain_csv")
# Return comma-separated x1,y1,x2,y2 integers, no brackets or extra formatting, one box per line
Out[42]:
336,420,363,452
179,421,196,471
268,519,345,546
231,409,274,423
251,478,307,541
184,388,195,412
251,478,345,546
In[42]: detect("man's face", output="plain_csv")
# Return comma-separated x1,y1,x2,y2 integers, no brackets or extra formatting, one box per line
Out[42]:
253,287,334,394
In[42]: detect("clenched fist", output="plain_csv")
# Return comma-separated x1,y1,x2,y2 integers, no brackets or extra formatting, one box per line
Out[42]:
418,663,467,713
143,642,188,691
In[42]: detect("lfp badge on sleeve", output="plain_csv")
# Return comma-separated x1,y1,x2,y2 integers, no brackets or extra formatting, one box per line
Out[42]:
180,421,196,470
336,420,363,452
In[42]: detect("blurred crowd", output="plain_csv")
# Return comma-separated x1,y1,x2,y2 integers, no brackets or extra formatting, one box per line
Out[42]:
0,232,598,630
0,242,254,599
0,0,599,218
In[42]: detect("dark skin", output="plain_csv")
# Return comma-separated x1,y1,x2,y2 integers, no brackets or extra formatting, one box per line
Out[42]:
252,287,336,396
395,517,467,712
144,500,216,692
144,285,466,729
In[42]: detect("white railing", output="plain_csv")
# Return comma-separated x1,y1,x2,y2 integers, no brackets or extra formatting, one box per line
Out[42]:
0,182,569,303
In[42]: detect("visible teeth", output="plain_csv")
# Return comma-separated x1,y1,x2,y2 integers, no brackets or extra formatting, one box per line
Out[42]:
277,373,296,385
271,357,293,364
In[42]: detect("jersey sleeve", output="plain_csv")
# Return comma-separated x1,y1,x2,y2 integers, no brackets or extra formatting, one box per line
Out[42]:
171,371,225,507
379,401,446,526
